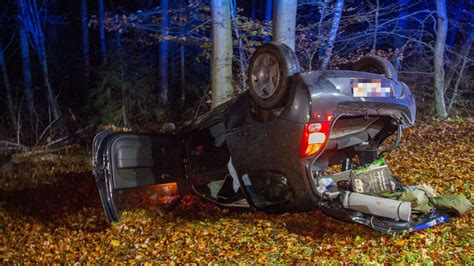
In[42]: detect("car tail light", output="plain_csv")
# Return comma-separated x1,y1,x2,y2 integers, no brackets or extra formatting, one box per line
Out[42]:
299,121,330,157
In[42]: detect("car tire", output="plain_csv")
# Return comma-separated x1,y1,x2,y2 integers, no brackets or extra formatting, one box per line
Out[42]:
248,42,301,110
352,56,398,81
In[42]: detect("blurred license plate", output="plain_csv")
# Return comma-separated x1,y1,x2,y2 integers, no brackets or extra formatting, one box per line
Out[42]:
352,79,391,97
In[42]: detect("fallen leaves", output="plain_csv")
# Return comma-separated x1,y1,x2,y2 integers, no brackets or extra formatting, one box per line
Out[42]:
110,240,120,247
0,119,473,263
393,240,405,248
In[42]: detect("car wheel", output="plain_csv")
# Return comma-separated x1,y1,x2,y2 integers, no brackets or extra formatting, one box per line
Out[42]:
352,55,398,81
248,42,301,109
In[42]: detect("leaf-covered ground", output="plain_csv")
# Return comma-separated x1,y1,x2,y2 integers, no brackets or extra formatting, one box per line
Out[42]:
0,119,472,263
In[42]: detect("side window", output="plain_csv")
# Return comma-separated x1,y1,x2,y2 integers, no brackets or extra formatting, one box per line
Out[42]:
188,128,230,185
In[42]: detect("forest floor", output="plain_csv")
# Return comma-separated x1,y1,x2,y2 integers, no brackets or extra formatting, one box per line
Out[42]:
0,118,472,263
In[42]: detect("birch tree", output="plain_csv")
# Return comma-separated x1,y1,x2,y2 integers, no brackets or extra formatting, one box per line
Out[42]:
230,0,247,90
272,0,297,50
18,0,62,121
320,0,344,70
210,0,233,108
433,0,448,118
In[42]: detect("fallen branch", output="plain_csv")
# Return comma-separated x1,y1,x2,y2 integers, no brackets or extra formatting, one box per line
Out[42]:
0,140,26,148
11,144,79,164
35,116,61,146
0,141,27,153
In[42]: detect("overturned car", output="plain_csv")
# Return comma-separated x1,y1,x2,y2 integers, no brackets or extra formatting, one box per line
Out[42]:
93,43,450,233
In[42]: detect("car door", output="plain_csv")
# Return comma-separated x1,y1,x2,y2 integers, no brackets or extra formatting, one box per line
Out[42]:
93,132,184,222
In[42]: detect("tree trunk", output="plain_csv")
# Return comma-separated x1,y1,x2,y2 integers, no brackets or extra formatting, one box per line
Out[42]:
0,40,16,128
272,0,297,50
395,0,408,49
263,0,273,43
317,0,329,59
251,0,256,20
320,0,344,70
372,0,379,51
180,45,186,109
18,0,62,121
19,22,35,114
81,0,90,90
38,39,61,121
394,0,408,69
99,0,107,65
448,26,473,112
230,0,247,90
433,0,448,119
447,0,464,47
445,22,473,92
210,0,233,108
159,0,169,104
115,32,129,127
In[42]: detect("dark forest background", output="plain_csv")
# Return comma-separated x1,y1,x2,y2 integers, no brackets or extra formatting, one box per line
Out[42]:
0,0,472,146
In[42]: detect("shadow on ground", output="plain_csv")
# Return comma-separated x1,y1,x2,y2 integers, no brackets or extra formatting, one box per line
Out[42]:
0,164,355,241
0,171,108,230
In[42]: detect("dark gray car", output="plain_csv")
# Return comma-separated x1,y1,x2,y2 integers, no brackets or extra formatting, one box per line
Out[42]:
93,43,447,233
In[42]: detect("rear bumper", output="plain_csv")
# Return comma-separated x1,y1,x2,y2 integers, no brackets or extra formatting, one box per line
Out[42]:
299,70,416,127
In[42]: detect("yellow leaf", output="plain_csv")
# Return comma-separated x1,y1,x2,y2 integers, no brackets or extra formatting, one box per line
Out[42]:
110,240,120,247
394,240,405,248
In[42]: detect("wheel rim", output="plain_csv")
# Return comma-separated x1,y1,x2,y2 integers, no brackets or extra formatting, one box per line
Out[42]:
251,53,281,99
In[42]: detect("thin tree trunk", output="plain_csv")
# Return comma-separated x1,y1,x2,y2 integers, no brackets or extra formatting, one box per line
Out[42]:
433,0,448,118
394,0,408,69
0,41,16,128
230,0,247,90
251,0,256,20
263,0,273,43
159,0,169,104
81,0,90,90
19,23,35,114
395,0,408,49
115,32,128,127
317,0,328,58
317,0,328,41
210,0,233,108
448,29,473,112
445,16,474,91
180,45,186,109
38,40,61,121
121,71,128,127
372,0,379,51
447,0,464,47
99,0,107,65
320,0,344,70
272,0,297,51
18,0,62,121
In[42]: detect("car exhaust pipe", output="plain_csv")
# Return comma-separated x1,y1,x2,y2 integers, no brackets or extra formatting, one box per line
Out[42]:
342,192,411,221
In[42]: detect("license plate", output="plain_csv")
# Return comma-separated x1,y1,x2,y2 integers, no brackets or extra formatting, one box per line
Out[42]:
352,79,391,97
